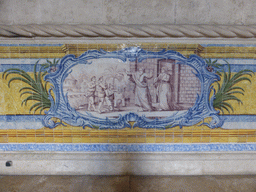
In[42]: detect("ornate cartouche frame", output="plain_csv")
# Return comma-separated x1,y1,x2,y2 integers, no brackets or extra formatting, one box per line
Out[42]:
42,47,221,129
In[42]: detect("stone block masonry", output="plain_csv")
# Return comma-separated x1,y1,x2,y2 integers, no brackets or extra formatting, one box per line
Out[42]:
179,65,201,105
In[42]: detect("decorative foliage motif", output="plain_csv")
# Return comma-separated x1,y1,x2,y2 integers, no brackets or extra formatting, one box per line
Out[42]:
2,60,54,114
205,58,223,75
42,47,222,129
211,60,254,114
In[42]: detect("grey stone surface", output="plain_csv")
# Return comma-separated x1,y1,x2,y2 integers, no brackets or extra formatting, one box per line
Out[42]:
175,0,256,25
0,175,256,192
0,176,130,192
0,0,256,25
1,152,256,175
130,175,256,192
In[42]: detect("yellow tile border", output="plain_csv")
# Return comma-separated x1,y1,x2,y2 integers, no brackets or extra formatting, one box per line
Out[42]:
1,43,256,58
0,128,255,143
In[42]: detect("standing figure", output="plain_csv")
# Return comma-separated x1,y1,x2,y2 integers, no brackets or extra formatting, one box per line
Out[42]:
128,68,153,111
87,76,96,111
105,84,114,112
97,76,114,113
97,76,106,113
154,67,174,111
114,87,126,109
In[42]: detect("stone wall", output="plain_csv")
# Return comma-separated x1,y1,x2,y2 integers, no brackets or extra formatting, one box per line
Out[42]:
0,0,255,25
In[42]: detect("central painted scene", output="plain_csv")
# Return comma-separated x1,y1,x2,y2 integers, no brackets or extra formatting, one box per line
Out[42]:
65,58,200,118
43,47,220,129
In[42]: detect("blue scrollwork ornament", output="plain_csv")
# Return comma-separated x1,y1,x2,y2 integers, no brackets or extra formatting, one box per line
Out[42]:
42,47,223,129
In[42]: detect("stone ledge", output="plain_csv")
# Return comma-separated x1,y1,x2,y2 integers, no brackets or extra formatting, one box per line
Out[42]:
1,152,256,175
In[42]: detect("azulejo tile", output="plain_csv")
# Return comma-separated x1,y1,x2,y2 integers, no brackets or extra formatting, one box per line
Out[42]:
0,42,256,152
0,143,255,152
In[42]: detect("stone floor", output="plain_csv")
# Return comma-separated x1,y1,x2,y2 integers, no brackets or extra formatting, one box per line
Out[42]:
0,175,256,192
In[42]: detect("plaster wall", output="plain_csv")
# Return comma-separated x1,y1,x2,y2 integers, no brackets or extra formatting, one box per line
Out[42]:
0,0,255,25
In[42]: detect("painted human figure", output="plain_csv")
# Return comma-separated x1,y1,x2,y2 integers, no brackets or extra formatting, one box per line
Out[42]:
154,67,175,111
114,87,126,109
87,76,96,111
128,68,153,111
105,84,114,111
97,77,114,113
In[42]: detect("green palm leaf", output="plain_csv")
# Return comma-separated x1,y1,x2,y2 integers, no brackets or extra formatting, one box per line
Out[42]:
3,59,56,114
216,71,222,77
226,91,244,95
205,58,223,69
19,86,42,95
33,60,39,83
34,103,51,114
20,91,41,97
227,62,231,81
214,106,224,114
226,86,245,93
7,77,34,88
29,102,44,113
216,82,221,91
3,69,35,83
33,104,44,113
230,69,253,82
40,106,50,114
221,95,242,104
212,60,254,114
220,104,230,113
21,95,45,106
46,59,53,65
233,77,252,85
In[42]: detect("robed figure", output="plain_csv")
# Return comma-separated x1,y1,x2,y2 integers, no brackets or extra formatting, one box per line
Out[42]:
154,67,175,111
128,68,153,111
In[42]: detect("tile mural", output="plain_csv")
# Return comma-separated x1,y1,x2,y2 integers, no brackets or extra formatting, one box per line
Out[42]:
0,43,256,151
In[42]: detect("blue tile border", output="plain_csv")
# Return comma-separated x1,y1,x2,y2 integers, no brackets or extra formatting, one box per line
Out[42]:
0,143,256,152
2,63,256,73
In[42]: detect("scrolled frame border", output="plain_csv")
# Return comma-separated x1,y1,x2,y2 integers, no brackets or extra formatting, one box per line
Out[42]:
42,47,222,129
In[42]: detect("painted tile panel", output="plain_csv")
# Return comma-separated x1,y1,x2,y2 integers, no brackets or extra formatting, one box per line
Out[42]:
0,43,256,151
